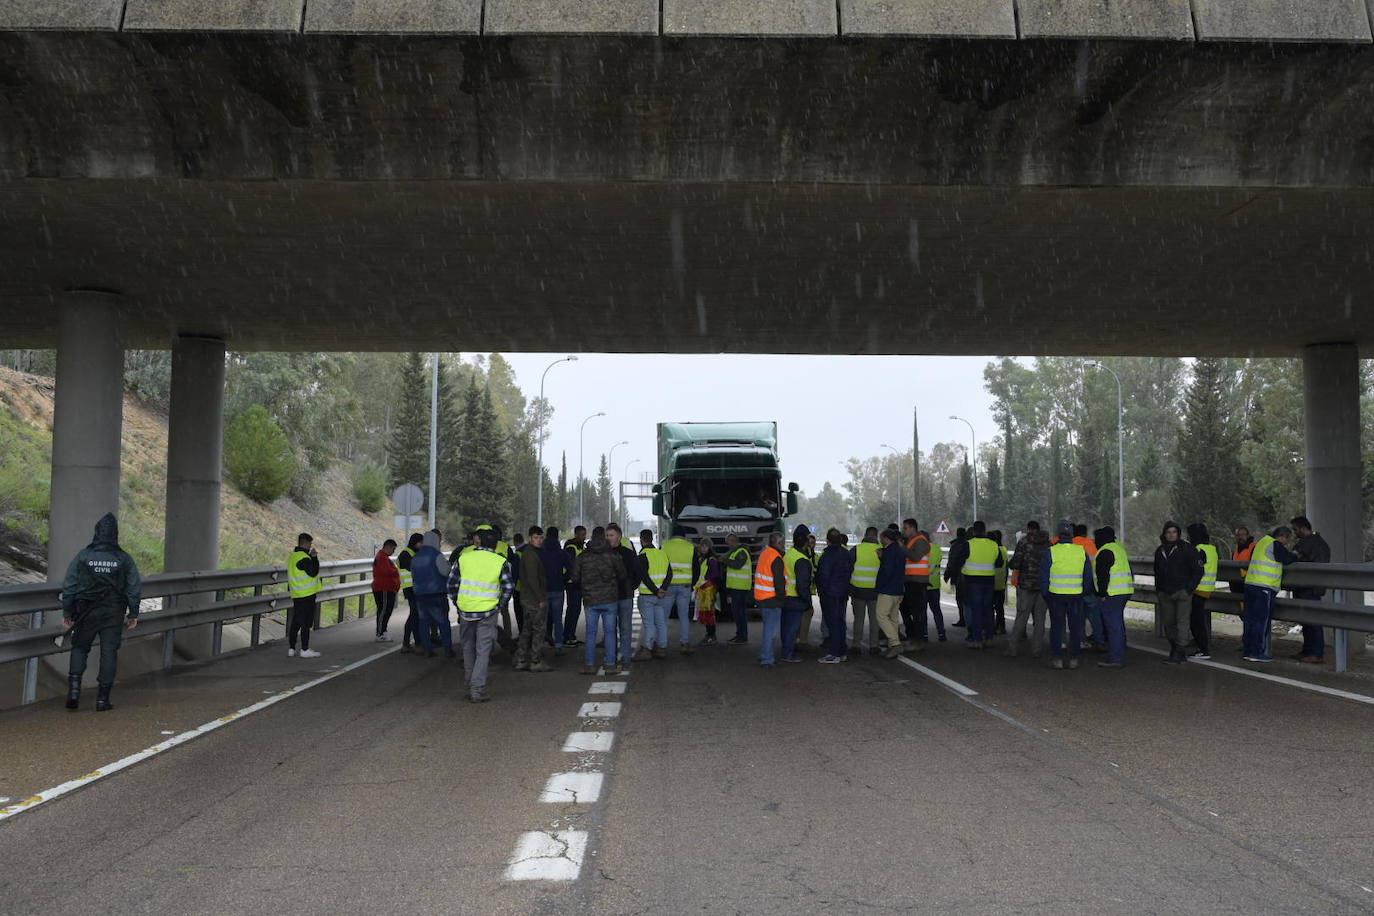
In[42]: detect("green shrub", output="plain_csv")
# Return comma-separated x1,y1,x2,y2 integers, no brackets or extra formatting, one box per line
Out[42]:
289,465,323,511
352,461,386,514
224,406,295,502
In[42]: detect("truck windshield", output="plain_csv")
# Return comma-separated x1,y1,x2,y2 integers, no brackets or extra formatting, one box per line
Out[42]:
675,478,780,519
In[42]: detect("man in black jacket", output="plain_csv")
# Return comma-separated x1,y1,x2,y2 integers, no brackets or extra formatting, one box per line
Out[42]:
1154,521,1204,663
61,513,142,712
1290,515,1331,663
606,523,641,671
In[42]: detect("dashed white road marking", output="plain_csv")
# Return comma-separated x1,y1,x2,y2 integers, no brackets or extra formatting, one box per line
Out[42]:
505,830,589,881
577,701,622,718
589,681,627,694
539,772,604,804
0,645,400,823
562,731,615,753
896,656,979,697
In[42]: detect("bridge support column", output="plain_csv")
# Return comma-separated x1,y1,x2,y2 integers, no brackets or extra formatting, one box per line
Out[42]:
1302,343,1364,667
163,336,227,659
48,290,125,584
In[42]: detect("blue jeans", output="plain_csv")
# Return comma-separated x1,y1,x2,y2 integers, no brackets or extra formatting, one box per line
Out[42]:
638,593,669,649
820,593,848,657
563,586,582,644
1242,585,1275,658
1083,590,1104,645
782,598,806,660
1099,595,1128,664
1047,594,1084,659
964,577,995,642
724,588,750,639
666,585,693,644
546,591,566,644
585,603,618,667
415,593,452,651
758,605,782,664
616,597,635,664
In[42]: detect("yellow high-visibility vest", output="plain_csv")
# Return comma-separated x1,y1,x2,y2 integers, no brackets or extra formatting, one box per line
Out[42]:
965,537,999,576
640,547,669,596
1101,542,1134,596
725,546,753,591
1195,543,1219,595
287,549,321,598
456,549,506,615
783,547,809,599
849,541,880,590
398,546,414,590
1048,542,1087,595
663,537,695,587
1246,536,1283,591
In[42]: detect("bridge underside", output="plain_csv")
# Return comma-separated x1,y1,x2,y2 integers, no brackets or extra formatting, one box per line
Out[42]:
3,179,1372,355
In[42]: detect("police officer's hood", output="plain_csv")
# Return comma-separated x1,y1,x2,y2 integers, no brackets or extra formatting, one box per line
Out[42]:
90,513,120,550
1186,523,1210,546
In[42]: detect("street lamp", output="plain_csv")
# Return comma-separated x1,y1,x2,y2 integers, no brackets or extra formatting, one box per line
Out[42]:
949,416,978,522
535,355,577,527
1086,360,1126,544
578,411,606,525
879,444,902,522
606,440,630,524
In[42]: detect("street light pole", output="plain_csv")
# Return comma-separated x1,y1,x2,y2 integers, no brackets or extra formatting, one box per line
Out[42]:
606,439,629,524
535,355,577,527
880,443,902,523
1086,360,1126,545
578,411,606,526
428,353,439,530
949,416,978,522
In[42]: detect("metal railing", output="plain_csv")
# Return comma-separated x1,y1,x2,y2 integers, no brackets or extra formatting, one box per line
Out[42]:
1127,557,1371,671
1,559,375,704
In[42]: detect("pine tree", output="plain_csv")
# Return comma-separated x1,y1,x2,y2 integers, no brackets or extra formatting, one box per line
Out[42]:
436,358,465,522
1174,358,1249,533
450,374,484,528
386,352,429,493
594,454,613,524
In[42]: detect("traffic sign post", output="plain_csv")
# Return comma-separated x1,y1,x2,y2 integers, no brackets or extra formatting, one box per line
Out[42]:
392,484,426,532
935,520,951,535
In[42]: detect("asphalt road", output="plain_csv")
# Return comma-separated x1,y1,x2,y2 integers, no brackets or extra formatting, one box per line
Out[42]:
3,614,1372,915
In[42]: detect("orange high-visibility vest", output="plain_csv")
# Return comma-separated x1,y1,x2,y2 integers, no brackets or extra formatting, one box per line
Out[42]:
1233,543,1254,579
753,546,785,602
1073,536,1100,558
905,535,931,577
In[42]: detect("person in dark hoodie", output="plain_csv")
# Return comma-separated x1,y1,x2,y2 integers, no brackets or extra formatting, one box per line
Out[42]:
540,526,568,648
944,526,969,629
874,527,910,660
1188,523,1220,660
816,527,855,662
1289,516,1331,663
573,529,628,674
411,529,454,658
60,513,141,712
1153,521,1204,663
1008,523,1050,658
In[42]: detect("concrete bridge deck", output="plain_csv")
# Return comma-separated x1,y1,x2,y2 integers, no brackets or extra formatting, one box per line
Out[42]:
3,612,1372,914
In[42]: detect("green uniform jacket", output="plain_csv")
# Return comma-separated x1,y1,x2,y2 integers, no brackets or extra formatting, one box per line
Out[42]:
60,513,142,621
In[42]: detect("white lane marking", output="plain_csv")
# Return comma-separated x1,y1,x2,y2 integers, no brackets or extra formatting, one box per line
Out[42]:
0,645,400,823
563,731,615,753
896,656,979,697
505,830,588,881
589,681,627,695
577,701,621,718
539,772,604,804
1130,644,1374,706
0,796,9,804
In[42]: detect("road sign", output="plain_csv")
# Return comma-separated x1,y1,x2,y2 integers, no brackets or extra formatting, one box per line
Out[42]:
935,520,951,535
392,483,424,515
394,514,425,531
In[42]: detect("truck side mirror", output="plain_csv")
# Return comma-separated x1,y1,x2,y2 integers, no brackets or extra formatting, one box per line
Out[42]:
651,483,664,518
786,491,799,516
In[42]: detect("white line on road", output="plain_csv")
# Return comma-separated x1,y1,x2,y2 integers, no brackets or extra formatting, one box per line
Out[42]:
1131,644,1374,706
505,830,589,881
562,731,615,753
589,681,627,694
539,772,605,804
577,701,622,718
896,655,979,697
0,645,401,823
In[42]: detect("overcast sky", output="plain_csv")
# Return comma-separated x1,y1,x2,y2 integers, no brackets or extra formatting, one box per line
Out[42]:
495,353,1001,500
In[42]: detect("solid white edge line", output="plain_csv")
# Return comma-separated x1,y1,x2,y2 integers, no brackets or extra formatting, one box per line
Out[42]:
0,645,401,823
1131,644,1374,706
896,655,979,697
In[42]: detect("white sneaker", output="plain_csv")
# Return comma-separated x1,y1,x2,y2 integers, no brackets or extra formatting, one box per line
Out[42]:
287,648,297,657
299,649,321,659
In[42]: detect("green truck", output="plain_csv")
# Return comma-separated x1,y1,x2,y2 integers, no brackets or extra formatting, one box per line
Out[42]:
651,421,799,554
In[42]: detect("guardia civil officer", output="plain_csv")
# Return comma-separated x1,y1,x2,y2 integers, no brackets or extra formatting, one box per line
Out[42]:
61,513,142,711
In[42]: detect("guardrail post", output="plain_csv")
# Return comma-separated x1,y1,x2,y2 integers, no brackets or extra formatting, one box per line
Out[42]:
22,609,42,704
358,573,367,619
211,589,226,655
1332,588,1349,673
336,575,346,624
251,584,263,646
162,595,177,668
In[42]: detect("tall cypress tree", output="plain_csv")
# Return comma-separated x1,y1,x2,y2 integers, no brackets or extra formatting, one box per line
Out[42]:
1174,358,1249,532
594,454,613,524
386,352,429,493
556,452,569,530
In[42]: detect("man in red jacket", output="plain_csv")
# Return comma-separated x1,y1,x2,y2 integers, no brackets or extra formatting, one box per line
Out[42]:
372,539,400,642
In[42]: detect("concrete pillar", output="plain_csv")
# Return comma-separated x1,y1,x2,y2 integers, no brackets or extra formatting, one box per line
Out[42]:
48,290,126,584
1302,343,1364,660
163,336,227,659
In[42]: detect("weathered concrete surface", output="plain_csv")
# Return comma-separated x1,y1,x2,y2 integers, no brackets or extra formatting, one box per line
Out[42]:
123,0,302,32
485,0,657,34
664,0,836,36
1018,0,1194,39
0,0,124,29
304,0,480,34
840,0,1016,37
1193,0,1373,42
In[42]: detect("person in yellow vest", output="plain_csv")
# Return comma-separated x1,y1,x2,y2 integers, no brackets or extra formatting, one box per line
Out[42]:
473,524,514,638
921,532,948,643
753,531,788,666
662,528,701,654
1241,526,1297,662
721,534,754,644
781,527,815,662
286,533,322,659
1186,523,1219,660
1092,526,1133,668
948,520,1003,648
797,531,820,649
991,530,1009,636
1038,520,1093,668
634,529,674,660
849,527,883,653
447,527,513,702
397,532,424,653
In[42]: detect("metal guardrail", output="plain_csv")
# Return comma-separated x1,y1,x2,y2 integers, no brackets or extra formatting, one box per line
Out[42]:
1127,557,1371,671
1,559,375,704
